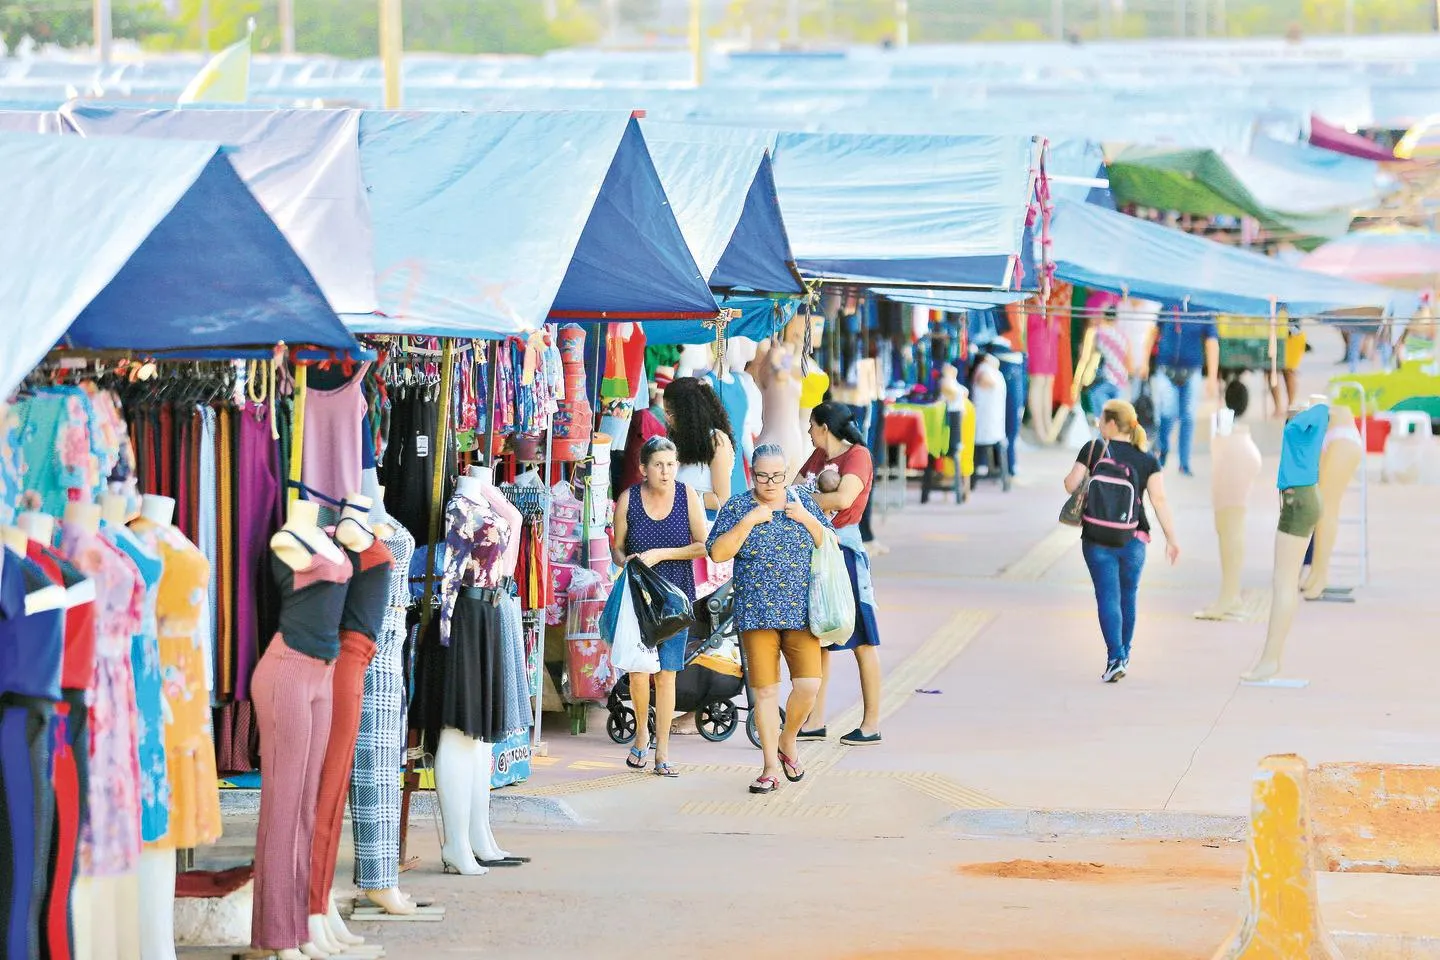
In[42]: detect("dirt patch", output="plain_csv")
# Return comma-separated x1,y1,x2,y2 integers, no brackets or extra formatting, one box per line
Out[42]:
956,856,1238,884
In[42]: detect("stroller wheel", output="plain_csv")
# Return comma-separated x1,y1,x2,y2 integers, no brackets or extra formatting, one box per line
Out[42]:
606,706,637,745
697,700,738,742
745,706,785,750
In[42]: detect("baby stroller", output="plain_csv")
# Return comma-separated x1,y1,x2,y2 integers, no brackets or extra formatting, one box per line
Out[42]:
605,583,774,748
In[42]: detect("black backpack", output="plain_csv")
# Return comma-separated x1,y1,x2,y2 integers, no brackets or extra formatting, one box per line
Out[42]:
1082,444,1140,547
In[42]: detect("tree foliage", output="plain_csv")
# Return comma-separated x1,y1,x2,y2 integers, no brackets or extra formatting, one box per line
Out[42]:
2,0,168,52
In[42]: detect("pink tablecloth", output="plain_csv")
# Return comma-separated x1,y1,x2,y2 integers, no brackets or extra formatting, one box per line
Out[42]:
883,411,929,470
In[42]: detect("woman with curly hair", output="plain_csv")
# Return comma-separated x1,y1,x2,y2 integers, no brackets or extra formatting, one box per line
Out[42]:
664,376,738,518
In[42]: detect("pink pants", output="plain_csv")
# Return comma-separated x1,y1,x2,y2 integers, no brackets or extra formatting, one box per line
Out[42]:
308,630,377,914
251,637,334,950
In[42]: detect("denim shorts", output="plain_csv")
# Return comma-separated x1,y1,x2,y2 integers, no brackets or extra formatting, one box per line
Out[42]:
656,629,687,673
1278,485,1321,537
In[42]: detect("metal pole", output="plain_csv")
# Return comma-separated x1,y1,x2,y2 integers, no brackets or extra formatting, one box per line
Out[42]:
1196,0,1206,37
1344,0,1355,34
787,0,800,43
690,0,703,86
896,0,908,46
1176,0,1186,37
1215,0,1225,34
198,0,210,51
93,0,112,63
380,0,403,108
1052,0,1064,39
280,0,295,54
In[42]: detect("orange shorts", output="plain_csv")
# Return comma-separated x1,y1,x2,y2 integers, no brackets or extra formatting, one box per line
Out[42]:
742,629,823,688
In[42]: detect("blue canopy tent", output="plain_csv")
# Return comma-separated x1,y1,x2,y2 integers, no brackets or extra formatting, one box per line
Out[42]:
642,121,801,295
1049,199,1404,316
768,131,1037,289
0,132,354,398
641,296,797,345
871,288,1030,311
356,111,717,336
61,104,378,316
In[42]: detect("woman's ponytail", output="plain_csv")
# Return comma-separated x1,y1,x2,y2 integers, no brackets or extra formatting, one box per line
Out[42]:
1131,424,1149,453
1101,399,1147,451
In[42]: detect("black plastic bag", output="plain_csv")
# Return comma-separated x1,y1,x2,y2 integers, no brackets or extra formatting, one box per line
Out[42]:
627,558,695,648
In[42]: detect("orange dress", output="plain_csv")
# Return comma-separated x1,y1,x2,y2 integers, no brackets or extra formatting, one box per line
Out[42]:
130,518,223,848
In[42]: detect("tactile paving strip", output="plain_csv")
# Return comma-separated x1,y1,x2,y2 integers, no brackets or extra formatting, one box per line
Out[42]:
999,527,1080,581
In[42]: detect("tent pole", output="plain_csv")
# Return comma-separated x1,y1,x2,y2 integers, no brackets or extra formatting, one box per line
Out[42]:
380,0,404,108
288,362,306,505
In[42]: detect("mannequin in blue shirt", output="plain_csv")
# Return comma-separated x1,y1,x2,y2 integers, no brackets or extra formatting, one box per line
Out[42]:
1140,315,1220,476
1243,397,1328,682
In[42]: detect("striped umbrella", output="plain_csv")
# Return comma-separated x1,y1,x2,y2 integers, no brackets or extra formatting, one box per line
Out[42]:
1299,227,1440,288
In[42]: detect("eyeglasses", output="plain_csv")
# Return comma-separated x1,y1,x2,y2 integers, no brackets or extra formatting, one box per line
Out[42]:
753,471,787,484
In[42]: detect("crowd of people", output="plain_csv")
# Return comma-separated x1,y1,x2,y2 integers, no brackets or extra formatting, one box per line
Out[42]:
609,368,884,794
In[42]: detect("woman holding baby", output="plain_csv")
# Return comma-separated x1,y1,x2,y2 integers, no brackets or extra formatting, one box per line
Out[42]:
794,402,882,747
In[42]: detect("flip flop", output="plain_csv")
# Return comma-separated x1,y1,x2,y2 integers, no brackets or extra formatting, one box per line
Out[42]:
653,760,680,778
777,750,805,782
625,746,648,770
748,775,780,795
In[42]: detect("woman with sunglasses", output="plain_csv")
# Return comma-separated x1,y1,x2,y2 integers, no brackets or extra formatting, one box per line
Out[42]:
611,437,708,777
708,444,832,795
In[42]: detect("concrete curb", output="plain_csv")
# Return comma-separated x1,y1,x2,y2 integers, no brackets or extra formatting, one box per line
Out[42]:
218,790,583,827
943,807,1248,842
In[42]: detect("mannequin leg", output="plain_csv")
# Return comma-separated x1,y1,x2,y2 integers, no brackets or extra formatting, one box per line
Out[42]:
469,738,507,863
325,894,365,946
434,728,485,875
1243,531,1311,682
73,877,94,960
116,872,140,960
1196,506,1248,619
1028,374,1054,444
1302,485,1351,599
136,850,177,960
90,878,120,960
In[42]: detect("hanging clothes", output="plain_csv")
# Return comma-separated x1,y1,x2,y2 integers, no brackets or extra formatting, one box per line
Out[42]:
301,362,372,516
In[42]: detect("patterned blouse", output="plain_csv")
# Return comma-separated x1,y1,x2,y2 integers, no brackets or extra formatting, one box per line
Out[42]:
437,492,512,646
706,488,832,632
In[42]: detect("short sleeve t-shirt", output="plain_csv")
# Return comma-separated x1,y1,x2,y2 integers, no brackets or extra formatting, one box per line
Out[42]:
797,444,874,530
1277,404,1328,490
1075,439,1160,538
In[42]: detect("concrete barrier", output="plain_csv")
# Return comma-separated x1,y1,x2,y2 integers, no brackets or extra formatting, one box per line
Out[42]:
1308,762,1440,875
1211,754,1345,960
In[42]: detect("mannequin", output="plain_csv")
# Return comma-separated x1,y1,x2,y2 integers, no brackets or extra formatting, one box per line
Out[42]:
726,337,764,463
1243,398,1329,683
348,474,420,916
755,330,806,474
253,497,352,960
1301,407,1364,600
18,509,55,547
676,343,714,380
1026,307,1058,444
1196,410,1263,620
463,465,528,867
307,493,392,954
705,359,752,498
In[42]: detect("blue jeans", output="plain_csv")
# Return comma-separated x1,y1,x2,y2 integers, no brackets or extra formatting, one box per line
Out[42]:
1087,380,1122,415
1152,370,1199,472
1081,537,1147,663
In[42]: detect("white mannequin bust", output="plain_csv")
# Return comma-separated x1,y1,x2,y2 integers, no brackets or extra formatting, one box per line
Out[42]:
17,510,55,546
455,475,486,501
676,343,714,379
271,499,344,571
334,493,375,552
63,502,102,536
140,494,177,527
99,493,130,525
467,464,496,487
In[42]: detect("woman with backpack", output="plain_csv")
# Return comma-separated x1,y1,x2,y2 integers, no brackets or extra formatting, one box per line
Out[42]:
1063,399,1180,683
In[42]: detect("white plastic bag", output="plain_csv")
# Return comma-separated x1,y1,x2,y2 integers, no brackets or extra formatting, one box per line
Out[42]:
607,578,659,677
809,531,857,647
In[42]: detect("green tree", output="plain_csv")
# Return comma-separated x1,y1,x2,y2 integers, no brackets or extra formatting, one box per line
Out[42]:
2,0,170,52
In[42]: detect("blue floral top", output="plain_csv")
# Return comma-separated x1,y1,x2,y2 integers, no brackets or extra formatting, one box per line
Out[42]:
707,488,832,632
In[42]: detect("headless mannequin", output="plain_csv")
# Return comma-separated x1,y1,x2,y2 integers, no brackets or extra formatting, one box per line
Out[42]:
268,498,341,960
1301,408,1363,600
462,465,524,865
1196,412,1262,620
434,474,502,877
128,498,180,960
350,479,419,917
1243,398,1328,683
307,495,384,955
17,509,55,547
1027,312,1057,445
675,344,713,380
727,337,763,463
755,332,805,474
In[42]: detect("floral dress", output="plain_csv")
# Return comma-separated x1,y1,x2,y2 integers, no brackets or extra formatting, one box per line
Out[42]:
61,523,145,876
130,518,223,849
437,491,511,647
706,488,832,632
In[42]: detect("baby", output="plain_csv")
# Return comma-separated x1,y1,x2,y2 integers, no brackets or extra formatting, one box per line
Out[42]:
815,465,842,494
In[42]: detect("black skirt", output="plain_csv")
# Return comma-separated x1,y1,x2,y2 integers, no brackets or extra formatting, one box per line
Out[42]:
413,588,506,753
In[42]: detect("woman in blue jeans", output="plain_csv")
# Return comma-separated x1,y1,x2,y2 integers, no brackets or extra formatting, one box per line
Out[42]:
1063,400,1181,683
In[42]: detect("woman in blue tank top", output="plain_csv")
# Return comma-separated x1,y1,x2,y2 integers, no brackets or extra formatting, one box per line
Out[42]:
610,437,708,777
